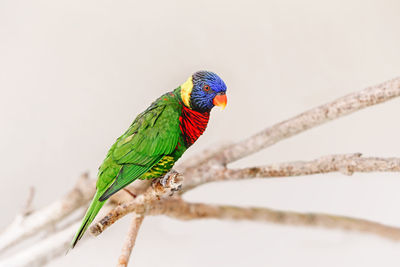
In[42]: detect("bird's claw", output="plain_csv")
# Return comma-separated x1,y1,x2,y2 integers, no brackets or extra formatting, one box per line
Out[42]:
160,173,171,187
153,170,182,197
160,169,178,187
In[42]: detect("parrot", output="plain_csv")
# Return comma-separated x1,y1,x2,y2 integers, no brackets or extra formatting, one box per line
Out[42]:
70,70,227,248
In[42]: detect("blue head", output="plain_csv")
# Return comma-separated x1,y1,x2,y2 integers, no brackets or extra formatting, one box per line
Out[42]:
180,71,227,113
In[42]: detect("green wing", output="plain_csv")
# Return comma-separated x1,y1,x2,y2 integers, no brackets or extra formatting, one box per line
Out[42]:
71,95,181,248
98,100,180,201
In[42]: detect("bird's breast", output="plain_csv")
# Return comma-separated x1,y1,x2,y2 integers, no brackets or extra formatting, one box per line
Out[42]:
179,105,210,147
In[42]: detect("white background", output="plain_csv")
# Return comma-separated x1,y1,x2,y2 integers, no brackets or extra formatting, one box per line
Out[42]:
1,0,400,266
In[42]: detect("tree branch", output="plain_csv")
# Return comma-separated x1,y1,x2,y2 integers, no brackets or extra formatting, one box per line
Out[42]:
0,222,81,267
116,214,144,267
150,198,400,242
196,153,400,186
0,173,95,253
21,187,35,217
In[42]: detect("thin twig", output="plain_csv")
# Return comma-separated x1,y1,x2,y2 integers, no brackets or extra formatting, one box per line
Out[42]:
22,187,35,217
195,154,400,186
177,142,232,172
0,173,95,253
0,222,81,267
116,214,144,267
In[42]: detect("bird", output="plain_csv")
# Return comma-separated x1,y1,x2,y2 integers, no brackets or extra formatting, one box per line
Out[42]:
70,70,227,248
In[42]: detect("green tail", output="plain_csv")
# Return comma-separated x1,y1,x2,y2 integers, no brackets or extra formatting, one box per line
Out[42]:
71,190,105,248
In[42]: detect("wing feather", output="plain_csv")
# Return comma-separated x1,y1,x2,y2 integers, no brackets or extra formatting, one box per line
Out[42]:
98,99,181,201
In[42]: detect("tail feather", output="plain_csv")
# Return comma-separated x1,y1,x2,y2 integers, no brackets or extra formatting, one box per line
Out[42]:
71,190,105,248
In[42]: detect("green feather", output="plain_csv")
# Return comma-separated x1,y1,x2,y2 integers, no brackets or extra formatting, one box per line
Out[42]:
98,155,162,201
70,190,105,248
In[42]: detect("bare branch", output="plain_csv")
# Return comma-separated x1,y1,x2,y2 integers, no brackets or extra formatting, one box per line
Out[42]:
177,142,232,172
0,204,117,267
0,222,81,267
152,199,400,242
195,154,400,186
22,187,36,217
0,173,95,253
116,214,144,267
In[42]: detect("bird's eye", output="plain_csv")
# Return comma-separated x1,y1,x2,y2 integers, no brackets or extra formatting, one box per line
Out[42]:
203,85,210,92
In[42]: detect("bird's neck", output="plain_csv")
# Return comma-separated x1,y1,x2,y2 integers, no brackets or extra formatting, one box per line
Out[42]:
173,87,210,146
179,102,210,147
173,87,190,108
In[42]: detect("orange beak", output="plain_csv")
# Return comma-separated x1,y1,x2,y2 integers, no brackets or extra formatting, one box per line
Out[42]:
213,93,227,110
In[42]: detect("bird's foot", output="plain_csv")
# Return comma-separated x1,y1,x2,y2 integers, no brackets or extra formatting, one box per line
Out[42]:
160,169,178,187
151,170,182,197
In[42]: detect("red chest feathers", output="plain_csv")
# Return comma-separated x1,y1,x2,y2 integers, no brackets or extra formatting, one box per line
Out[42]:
179,105,210,146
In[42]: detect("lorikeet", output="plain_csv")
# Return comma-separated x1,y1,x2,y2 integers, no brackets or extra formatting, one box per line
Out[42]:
71,71,227,248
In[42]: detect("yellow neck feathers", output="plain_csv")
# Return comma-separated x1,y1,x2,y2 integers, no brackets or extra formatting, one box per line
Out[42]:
180,76,193,108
